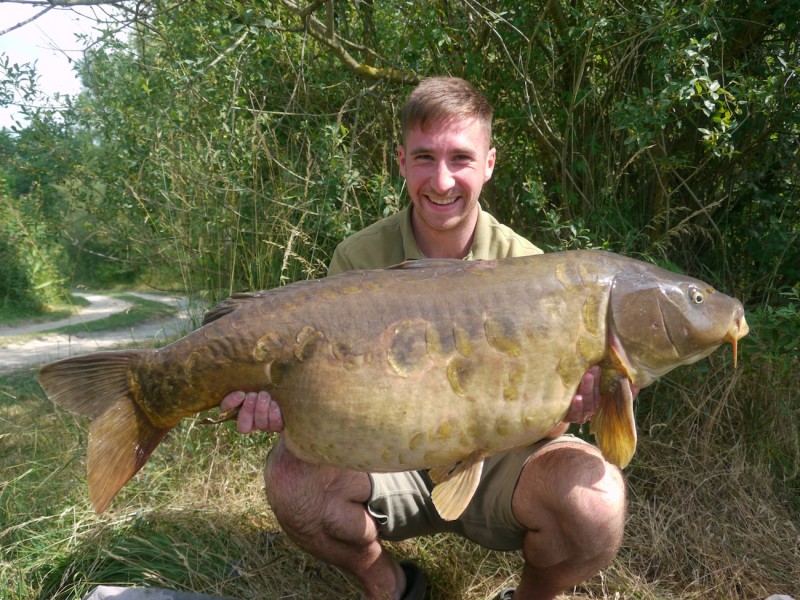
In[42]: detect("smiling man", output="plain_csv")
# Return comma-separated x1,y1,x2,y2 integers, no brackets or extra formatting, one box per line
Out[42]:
399,111,494,257
222,77,626,600
326,80,535,274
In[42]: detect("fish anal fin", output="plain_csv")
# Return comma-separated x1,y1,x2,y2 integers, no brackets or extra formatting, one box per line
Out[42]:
430,452,485,521
88,397,171,513
428,462,458,485
590,373,637,469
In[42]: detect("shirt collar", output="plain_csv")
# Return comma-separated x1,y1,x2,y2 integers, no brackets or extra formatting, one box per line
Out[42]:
400,205,427,260
465,206,490,260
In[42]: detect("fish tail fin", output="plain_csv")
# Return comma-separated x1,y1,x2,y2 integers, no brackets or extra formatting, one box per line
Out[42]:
38,351,172,513
589,374,637,469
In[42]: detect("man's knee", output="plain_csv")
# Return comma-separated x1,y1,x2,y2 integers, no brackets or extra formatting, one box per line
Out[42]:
514,442,626,562
264,440,374,544
264,442,325,537
264,440,302,490
566,455,626,555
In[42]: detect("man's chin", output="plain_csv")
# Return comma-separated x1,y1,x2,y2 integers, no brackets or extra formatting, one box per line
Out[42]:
411,196,477,232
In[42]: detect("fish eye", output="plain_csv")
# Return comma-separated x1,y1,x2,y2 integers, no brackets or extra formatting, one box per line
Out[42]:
689,287,704,304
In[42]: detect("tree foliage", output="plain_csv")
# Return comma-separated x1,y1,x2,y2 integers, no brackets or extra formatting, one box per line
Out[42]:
0,177,65,312
19,0,787,302
1,0,798,311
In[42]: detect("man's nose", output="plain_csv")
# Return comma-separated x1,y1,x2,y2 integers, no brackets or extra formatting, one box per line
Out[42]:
430,160,455,193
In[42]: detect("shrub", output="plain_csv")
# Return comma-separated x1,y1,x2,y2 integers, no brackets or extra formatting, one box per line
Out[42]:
0,186,66,312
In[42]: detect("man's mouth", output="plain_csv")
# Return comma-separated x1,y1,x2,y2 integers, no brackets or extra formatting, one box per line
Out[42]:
426,195,459,206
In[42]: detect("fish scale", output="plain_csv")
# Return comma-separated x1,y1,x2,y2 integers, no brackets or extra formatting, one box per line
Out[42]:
38,250,748,520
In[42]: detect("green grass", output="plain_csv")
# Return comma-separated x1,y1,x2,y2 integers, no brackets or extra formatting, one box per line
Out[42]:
1,357,798,599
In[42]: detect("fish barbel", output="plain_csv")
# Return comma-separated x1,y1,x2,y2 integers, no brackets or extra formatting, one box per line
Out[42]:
38,250,748,519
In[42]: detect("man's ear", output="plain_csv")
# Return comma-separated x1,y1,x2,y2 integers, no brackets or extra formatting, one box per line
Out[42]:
484,147,496,181
397,144,407,178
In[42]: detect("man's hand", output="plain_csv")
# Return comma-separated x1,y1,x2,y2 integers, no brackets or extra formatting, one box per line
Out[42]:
544,366,603,439
565,365,603,425
220,390,284,434
544,366,641,439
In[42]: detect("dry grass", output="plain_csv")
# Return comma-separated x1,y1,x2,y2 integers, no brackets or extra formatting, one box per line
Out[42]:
2,353,798,600
614,439,798,599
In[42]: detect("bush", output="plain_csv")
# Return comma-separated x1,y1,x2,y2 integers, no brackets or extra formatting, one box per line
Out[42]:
0,186,66,312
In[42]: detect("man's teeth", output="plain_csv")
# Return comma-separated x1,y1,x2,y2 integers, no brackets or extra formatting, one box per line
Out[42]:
429,196,457,205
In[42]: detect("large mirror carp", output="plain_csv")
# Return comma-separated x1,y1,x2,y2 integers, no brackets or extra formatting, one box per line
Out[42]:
38,250,748,519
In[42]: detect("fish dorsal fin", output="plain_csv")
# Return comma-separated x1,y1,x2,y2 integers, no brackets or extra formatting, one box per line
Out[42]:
590,372,637,468
430,452,486,521
386,258,465,270
202,291,266,325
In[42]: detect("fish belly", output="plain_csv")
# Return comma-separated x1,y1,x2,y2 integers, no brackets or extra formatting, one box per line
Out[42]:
269,308,592,472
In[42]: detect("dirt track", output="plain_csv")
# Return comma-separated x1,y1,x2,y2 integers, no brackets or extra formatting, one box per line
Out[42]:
0,292,196,374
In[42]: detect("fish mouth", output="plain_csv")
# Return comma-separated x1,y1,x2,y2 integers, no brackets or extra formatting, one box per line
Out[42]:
725,314,749,368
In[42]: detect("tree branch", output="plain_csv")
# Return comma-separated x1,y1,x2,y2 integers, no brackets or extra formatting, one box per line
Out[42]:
281,0,418,85
0,0,130,37
0,5,53,36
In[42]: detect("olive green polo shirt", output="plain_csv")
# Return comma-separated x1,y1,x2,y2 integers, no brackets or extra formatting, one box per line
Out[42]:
328,205,542,276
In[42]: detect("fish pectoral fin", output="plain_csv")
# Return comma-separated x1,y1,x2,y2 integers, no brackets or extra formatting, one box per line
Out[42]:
589,375,637,469
88,397,171,513
430,452,485,521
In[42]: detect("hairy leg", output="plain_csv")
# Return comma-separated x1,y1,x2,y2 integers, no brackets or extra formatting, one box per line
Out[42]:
264,439,406,600
510,442,626,600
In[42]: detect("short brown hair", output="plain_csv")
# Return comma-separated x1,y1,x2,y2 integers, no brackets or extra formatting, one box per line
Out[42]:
400,77,493,142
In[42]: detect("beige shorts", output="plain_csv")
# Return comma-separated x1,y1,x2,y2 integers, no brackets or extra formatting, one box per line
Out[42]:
366,435,591,551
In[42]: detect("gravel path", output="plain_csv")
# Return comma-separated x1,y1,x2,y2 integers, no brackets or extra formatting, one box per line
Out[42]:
0,292,197,374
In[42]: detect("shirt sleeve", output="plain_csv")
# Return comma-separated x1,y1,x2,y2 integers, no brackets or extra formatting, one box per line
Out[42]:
327,245,354,277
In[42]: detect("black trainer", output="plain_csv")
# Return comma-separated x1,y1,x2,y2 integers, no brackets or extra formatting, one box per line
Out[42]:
399,561,427,600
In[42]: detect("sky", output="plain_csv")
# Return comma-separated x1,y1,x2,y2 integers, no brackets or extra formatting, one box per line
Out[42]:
0,5,98,128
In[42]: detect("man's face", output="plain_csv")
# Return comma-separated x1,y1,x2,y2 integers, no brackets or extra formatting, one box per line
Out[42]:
398,117,496,239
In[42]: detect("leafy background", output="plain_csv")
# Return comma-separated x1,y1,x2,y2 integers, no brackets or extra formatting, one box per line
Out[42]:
1,1,798,598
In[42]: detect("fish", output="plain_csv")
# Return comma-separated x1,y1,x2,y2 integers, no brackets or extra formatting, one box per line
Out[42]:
38,250,748,520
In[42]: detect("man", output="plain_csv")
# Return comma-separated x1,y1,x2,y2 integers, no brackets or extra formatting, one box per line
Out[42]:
221,77,626,600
